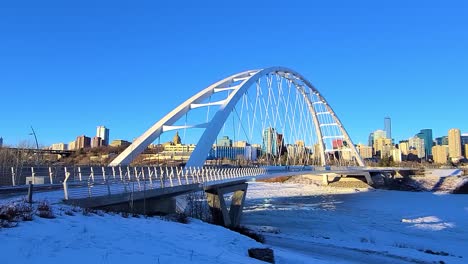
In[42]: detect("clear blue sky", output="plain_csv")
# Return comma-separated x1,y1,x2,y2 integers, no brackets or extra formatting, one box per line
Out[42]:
1,0,467,147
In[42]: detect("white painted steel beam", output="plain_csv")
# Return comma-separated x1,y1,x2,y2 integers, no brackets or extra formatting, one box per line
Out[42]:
190,100,226,109
213,86,239,93
162,123,210,132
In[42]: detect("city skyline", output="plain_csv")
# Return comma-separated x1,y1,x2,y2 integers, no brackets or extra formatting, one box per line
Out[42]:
1,1,467,146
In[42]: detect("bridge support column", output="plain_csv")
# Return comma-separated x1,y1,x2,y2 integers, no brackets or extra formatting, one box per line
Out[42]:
363,172,373,185
205,181,248,227
322,174,329,185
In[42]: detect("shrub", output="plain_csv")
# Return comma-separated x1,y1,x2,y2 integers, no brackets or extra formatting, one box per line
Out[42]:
18,203,33,221
37,200,55,219
0,201,34,227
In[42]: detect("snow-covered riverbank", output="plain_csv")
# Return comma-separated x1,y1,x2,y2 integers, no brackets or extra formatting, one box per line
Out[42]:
244,182,468,263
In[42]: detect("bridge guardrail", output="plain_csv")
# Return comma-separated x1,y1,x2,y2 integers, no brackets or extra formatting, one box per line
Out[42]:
59,166,267,200
3,165,372,200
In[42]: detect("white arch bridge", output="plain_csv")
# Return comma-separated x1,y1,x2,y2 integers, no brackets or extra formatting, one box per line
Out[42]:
109,66,364,168
3,67,419,226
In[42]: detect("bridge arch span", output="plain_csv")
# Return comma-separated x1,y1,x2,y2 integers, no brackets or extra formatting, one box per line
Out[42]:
109,67,364,167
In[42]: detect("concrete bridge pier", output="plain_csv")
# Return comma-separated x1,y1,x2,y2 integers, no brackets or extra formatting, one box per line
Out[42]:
204,180,248,227
319,171,373,186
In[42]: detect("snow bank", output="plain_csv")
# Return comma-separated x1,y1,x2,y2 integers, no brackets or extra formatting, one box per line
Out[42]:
0,200,265,264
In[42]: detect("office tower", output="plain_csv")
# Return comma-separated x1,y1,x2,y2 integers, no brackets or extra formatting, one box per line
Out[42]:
384,117,391,139
448,128,461,159
262,127,277,156
374,137,392,156
276,133,286,155
398,140,409,155
357,144,373,159
416,129,433,157
368,132,374,147
96,126,110,146
432,145,449,164
408,136,425,158
0,137,3,148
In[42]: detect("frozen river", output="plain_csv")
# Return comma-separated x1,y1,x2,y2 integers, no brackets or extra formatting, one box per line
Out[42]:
242,182,468,264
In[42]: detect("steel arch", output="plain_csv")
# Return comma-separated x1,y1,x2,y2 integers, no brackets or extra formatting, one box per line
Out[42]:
109,67,364,167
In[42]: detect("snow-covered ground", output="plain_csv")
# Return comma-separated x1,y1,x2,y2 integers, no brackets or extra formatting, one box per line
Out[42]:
1,181,467,263
0,199,265,264
244,182,468,263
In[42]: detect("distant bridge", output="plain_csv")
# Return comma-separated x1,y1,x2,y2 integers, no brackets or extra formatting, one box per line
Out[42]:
1,147,74,157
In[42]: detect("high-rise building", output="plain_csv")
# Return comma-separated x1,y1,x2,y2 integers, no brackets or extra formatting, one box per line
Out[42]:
96,126,110,146
92,136,104,148
398,140,409,155
374,137,392,156
0,137,3,148
76,135,91,149
416,129,433,157
461,134,468,157
373,130,387,140
357,144,373,159
448,128,461,160
432,145,449,164
384,117,391,139
435,136,449,146
262,127,277,156
408,136,425,158
276,133,286,156
465,144,468,159
368,132,374,147
391,148,402,163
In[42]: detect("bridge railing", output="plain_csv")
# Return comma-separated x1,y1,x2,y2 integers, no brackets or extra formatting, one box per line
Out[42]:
1,164,334,200
62,166,267,200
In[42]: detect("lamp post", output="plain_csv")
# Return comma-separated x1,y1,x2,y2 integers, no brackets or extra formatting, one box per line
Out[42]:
29,126,39,165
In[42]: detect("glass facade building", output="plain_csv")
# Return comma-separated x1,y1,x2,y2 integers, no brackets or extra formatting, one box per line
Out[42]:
416,129,433,156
